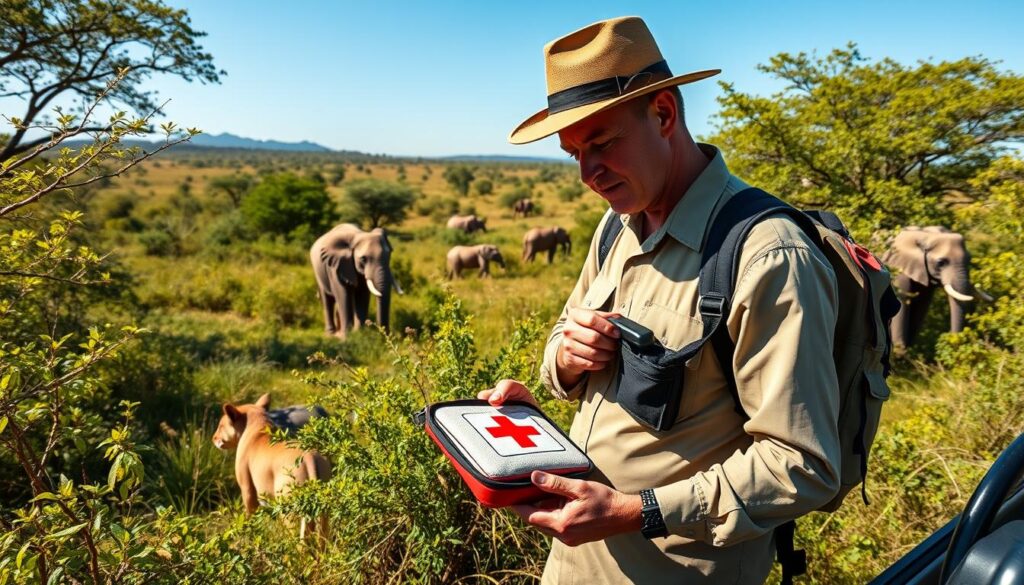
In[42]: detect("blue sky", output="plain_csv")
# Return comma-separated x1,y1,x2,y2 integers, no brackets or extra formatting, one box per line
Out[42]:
137,1,1023,158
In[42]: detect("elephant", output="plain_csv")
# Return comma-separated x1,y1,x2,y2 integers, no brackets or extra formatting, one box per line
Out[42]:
309,223,403,339
512,198,535,218
882,226,990,349
447,214,487,233
523,226,571,263
446,244,505,279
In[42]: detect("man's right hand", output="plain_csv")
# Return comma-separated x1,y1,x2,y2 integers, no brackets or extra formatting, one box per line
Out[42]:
556,308,621,387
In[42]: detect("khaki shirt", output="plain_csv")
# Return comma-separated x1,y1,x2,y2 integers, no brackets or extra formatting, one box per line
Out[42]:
538,145,841,585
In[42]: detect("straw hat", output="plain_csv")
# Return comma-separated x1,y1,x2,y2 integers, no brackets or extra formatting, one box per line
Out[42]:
508,16,720,145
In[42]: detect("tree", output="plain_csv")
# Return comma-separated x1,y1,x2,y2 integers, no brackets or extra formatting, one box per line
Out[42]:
208,173,253,208
707,45,1024,236
443,165,475,197
0,0,222,161
240,172,337,239
341,178,417,229
1,69,202,584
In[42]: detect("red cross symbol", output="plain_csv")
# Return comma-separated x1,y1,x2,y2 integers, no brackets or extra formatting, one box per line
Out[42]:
485,415,541,448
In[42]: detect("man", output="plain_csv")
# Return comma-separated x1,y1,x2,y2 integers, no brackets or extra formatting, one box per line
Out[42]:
478,16,842,584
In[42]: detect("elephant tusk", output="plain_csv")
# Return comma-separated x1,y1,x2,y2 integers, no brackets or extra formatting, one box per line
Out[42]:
976,287,995,302
366,278,383,297
391,276,404,295
944,283,974,302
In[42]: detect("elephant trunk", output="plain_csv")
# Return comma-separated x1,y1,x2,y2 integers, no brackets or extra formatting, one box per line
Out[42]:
948,295,966,334
945,270,972,333
370,267,392,331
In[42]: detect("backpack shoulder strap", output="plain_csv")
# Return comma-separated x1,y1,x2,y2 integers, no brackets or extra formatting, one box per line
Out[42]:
698,188,821,417
597,209,624,271
699,187,819,585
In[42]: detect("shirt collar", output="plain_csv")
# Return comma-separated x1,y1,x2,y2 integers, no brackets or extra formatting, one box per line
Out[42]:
624,143,732,253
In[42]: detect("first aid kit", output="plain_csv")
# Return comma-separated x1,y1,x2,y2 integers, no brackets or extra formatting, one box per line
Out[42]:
415,399,593,508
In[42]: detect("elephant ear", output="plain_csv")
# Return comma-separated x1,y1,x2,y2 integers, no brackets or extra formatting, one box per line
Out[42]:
323,245,358,287
884,235,929,285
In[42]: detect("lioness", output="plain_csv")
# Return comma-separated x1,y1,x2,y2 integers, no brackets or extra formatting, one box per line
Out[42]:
212,393,331,540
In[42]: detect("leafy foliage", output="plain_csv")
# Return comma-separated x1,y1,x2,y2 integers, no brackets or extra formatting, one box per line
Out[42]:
208,174,253,208
707,45,1024,238
0,0,222,161
240,173,337,241
275,295,564,582
442,165,475,197
339,178,417,229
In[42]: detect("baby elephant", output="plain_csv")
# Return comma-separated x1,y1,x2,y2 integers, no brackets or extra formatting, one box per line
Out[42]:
447,214,487,233
447,245,505,279
523,226,571,263
512,198,534,218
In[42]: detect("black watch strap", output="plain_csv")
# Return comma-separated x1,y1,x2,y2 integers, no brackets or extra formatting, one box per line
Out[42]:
640,488,668,539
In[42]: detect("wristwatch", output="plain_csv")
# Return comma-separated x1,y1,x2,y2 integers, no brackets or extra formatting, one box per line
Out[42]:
639,488,668,539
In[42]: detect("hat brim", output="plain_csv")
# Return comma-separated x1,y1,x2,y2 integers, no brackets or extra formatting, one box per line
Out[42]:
508,69,721,145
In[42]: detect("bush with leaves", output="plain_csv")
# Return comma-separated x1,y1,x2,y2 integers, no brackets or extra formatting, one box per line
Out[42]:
557,182,585,202
0,69,216,583
707,45,1024,237
442,165,475,197
239,173,337,241
473,179,493,196
273,294,572,582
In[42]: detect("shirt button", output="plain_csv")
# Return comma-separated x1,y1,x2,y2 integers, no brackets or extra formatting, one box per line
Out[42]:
619,303,626,309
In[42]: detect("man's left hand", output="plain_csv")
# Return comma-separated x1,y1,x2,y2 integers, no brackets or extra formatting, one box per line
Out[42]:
510,470,642,546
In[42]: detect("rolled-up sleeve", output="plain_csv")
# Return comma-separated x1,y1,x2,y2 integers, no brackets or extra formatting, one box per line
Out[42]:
655,223,842,546
539,210,616,401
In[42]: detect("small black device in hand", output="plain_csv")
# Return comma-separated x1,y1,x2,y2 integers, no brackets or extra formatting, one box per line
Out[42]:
608,315,655,347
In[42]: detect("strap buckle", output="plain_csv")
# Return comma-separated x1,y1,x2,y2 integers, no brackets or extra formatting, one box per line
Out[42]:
699,295,726,317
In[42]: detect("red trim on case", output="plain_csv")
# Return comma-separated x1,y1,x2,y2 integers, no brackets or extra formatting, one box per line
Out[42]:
426,423,543,507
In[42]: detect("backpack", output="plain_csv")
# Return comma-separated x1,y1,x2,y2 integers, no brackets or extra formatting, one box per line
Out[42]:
596,188,902,584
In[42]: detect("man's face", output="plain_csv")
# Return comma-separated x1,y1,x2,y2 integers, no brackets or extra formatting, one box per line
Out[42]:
558,97,669,215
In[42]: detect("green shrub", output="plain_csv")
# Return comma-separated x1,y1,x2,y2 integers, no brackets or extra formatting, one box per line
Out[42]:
442,165,475,197
276,294,563,582
240,172,337,240
557,182,585,202
244,273,319,327
139,228,180,256
439,228,475,246
204,210,254,247
100,191,137,219
473,179,493,196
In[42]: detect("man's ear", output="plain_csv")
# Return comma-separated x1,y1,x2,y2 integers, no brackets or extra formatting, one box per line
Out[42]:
223,404,242,421
651,89,678,135
255,393,270,409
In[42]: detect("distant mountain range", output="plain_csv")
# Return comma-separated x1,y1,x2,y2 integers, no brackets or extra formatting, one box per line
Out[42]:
64,131,567,163
189,132,332,152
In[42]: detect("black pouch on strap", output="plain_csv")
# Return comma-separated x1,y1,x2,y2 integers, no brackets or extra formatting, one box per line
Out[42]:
617,338,695,432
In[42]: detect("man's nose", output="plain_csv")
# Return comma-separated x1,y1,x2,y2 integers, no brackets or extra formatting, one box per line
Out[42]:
578,151,603,187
